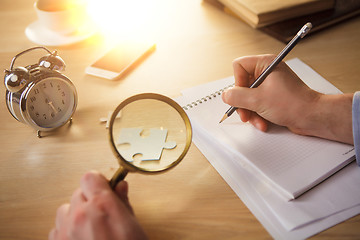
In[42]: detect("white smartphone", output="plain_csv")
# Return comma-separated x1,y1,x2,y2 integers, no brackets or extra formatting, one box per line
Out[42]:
85,42,156,80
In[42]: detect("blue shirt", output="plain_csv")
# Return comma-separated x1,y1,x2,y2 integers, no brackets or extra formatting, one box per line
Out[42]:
352,91,360,166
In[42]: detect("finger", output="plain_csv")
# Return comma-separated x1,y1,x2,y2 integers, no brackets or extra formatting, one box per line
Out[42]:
222,86,259,112
70,188,86,210
48,228,57,240
235,108,268,131
233,55,276,86
248,113,269,132
233,57,252,87
114,181,134,214
222,88,253,122
236,108,251,123
55,203,70,229
114,180,128,199
80,171,110,200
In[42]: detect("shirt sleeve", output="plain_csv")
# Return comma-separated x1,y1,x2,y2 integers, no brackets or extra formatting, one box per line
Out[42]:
352,91,360,166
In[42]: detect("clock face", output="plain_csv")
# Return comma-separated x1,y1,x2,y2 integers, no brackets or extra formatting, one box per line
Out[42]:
24,76,77,129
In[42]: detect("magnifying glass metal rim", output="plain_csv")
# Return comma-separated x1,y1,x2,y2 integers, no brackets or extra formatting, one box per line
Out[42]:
108,93,192,175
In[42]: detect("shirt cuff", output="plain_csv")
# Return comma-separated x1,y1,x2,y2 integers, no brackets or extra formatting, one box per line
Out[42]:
352,91,360,166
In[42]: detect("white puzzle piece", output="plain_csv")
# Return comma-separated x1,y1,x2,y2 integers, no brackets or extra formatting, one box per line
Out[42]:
116,128,177,162
100,111,121,129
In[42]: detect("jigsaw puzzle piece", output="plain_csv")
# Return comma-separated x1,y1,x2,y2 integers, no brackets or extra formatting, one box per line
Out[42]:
116,128,177,162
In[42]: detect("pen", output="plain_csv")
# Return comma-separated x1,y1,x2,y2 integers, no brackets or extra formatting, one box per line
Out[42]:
219,22,312,123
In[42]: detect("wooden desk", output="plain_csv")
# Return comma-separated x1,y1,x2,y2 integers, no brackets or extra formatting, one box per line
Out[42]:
0,1,359,239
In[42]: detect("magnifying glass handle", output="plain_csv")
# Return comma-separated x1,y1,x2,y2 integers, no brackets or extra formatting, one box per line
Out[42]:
109,168,128,189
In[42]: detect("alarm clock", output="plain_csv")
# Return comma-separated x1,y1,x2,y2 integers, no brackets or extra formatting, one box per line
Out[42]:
4,46,78,138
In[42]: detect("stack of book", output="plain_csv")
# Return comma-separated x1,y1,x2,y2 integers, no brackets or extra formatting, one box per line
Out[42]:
204,0,360,42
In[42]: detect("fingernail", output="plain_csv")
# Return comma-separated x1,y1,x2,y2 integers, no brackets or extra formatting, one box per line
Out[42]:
222,90,228,102
118,181,129,195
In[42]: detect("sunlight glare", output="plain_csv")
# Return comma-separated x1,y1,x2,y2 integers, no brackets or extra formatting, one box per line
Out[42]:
86,0,155,41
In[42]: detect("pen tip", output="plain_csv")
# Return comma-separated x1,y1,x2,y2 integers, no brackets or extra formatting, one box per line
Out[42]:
219,114,227,123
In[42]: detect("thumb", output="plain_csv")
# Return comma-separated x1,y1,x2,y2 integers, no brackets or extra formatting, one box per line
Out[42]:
222,86,269,131
114,181,134,214
222,86,258,112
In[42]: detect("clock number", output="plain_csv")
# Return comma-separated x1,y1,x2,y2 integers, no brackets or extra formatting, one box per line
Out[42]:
43,114,47,120
57,85,61,91
30,96,36,103
62,100,65,105
34,89,40,95
57,107,62,112
61,91,65,97
42,83,47,89
35,112,40,117
29,105,35,111
51,112,55,118
50,82,54,88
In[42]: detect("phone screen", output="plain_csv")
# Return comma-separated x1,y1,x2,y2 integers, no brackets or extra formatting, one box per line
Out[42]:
86,42,156,79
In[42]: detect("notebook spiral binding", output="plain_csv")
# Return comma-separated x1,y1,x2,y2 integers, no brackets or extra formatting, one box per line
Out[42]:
182,83,234,110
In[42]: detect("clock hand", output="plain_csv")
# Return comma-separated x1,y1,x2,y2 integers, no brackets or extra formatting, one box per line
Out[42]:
48,101,58,113
37,84,59,114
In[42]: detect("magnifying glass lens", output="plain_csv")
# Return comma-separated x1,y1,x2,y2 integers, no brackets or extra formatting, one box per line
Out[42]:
109,94,191,186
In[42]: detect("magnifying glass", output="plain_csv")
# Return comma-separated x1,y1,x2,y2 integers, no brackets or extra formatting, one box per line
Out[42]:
108,93,192,189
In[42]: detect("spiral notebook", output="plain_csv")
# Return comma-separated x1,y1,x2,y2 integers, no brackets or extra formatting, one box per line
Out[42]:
177,58,355,200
